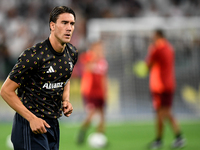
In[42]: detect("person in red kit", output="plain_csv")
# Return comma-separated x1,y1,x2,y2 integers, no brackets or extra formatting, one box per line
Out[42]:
77,41,108,144
146,29,186,149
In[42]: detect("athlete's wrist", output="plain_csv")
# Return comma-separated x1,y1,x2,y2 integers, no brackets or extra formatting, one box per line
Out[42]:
63,100,70,102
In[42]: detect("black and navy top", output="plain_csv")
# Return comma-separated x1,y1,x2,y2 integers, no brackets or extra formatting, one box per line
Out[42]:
9,38,78,119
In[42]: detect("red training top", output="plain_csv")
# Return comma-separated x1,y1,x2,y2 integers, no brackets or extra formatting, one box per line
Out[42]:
80,51,108,99
146,38,175,93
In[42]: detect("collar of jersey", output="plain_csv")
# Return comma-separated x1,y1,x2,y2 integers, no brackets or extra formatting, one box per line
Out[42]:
46,38,65,56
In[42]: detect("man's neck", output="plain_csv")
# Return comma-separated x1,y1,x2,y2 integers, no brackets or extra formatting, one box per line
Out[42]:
49,34,66,53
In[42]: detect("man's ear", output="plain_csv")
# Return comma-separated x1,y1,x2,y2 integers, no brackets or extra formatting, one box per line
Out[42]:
50,22,55,31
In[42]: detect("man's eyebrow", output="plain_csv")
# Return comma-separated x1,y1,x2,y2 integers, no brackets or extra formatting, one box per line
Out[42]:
61,20,69,23
61,20,75,23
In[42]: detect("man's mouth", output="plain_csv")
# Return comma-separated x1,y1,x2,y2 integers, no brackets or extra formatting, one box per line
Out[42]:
64,34,71,38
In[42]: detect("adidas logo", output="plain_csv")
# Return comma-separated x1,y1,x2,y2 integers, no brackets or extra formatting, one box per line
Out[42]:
47,66,55,73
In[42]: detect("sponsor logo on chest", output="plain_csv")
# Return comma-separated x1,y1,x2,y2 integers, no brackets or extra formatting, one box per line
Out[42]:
42,82,63,89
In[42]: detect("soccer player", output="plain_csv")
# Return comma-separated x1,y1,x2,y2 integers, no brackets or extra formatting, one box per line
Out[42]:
77,41,108,144
145,29,185,149
0,6,78,150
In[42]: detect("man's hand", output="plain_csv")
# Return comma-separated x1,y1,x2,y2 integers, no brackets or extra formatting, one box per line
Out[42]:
62,100,73,117
29,117,51,134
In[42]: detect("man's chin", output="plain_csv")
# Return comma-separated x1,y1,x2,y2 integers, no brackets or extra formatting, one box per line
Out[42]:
63,38,71,43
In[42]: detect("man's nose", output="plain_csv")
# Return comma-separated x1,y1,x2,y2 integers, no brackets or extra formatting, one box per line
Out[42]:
66,24,72,31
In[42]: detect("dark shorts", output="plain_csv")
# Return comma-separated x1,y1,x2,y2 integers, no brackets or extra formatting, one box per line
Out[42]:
11,113,60,150
83,95,105,110
151,92,174,110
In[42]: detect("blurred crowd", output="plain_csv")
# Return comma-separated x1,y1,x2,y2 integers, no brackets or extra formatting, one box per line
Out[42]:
0,0,200,79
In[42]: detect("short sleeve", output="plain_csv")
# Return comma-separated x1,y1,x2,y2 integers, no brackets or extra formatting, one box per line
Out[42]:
9,48,39,86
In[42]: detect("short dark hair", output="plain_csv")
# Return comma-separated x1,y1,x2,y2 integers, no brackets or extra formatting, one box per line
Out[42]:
49,6,76,24
155,29,165,38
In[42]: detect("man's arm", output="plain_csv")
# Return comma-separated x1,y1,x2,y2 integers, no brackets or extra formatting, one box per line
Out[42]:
62,80,73,117
145,44,157,69
0,77,50,134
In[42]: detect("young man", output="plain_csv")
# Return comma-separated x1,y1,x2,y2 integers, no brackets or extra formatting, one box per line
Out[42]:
145,29,185,149
0,6,78,150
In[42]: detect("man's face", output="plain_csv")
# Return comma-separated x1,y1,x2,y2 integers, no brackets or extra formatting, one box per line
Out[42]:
50,13,75,44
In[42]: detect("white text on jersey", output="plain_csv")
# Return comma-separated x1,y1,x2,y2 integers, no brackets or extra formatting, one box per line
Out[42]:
42,82,64,89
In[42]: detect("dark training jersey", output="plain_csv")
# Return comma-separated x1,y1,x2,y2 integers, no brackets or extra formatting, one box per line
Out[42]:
9,38,78,119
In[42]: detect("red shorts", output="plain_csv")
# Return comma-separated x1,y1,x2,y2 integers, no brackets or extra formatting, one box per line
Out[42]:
151,92,173,110
83,95,105,110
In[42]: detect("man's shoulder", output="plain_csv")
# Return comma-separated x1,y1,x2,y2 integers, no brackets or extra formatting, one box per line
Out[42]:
66,43,78,64
18,39,49,61
30,39,48,51
66,43,78,53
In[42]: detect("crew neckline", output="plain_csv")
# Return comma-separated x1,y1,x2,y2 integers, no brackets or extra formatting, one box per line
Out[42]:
46,38,65,56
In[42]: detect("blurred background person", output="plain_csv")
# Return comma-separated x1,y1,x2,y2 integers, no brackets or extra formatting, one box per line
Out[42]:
145,29,186,149
76,41,108,145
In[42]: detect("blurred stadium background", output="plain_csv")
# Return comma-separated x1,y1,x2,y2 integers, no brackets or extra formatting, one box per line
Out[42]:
0,0,200,149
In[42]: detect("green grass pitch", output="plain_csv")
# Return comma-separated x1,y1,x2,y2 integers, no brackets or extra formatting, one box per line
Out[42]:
0,121,199,150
